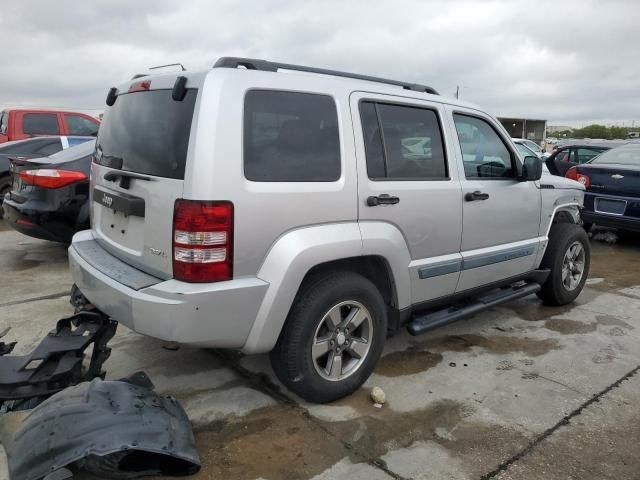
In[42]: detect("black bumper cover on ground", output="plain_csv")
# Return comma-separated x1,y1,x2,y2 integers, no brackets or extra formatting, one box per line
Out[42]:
0,310,117,409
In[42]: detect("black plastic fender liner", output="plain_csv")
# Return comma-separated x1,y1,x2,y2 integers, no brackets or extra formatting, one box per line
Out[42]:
1,373,201,480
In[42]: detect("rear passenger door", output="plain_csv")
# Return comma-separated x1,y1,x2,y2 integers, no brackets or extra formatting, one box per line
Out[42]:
63,114,100,137
351,93,463,304
449,109,542,292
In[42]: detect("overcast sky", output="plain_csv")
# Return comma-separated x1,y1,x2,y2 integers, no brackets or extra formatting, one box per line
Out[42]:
1,0,638,126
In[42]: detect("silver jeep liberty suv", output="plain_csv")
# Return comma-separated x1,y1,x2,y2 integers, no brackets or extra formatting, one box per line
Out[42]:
69,57,589,403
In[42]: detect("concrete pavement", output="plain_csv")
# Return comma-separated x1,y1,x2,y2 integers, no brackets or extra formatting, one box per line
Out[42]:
0,223,639,480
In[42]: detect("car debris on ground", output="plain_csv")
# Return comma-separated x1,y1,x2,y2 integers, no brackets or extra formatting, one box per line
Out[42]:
0,372,200,480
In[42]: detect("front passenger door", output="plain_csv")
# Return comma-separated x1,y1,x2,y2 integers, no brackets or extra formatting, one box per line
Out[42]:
451,110,542,292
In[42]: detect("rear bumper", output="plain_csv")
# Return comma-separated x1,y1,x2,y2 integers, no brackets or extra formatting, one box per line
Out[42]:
581,211,640,232
2,193,84,243
68,230,269,348
583,192,640,232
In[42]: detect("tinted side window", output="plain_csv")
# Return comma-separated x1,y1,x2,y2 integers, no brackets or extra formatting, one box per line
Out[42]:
66,115,99,136
244,90,340,182
556,149,571,163
22,113,60,135
575,148,602,164
359,101,447,179
453,114,514,178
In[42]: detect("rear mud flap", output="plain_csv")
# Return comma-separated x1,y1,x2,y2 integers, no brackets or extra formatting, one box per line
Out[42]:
0,373,201,480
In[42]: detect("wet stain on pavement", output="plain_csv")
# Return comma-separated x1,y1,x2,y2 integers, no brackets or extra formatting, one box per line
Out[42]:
596,315,635,330
503,297,587,322
589,237,640,289
191,405,348,480
592,345,618,364
543,315,636,336
544,319,597,335
7,253,43,271
375,348,443,377
322,399,473,460
415,334,561,357
2,248,68,271
187,397,531,480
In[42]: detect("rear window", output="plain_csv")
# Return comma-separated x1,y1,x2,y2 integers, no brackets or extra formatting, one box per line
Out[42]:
23,113,60,135
244,90,341,182
0,137,61,156
95,89,197,179
590,145,640,166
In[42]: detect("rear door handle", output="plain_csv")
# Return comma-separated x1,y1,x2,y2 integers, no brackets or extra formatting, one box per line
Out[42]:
367,194,400,206
465,191,490,201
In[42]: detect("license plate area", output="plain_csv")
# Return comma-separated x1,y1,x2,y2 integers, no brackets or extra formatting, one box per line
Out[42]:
595,197,627,216
93,187,145,217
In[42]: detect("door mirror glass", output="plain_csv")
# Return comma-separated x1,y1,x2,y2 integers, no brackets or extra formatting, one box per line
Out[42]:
521,155,543,181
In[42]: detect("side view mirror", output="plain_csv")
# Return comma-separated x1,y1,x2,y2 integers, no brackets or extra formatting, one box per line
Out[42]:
521,155,543,181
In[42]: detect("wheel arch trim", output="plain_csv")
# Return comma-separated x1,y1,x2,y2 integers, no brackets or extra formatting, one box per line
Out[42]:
241,221,412,353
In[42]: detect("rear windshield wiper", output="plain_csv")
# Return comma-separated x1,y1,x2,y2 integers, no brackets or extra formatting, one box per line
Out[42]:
97,154,124,170
103,170,153,189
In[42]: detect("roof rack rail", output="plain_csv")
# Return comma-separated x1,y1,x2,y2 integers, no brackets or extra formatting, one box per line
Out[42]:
212,57,439,95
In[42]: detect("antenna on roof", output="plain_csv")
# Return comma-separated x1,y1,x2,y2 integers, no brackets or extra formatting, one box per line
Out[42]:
149,63,186,72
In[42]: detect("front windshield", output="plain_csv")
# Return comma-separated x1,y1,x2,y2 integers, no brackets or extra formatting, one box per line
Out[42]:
590,145,640,166
516,143,536,158
522,140,541,152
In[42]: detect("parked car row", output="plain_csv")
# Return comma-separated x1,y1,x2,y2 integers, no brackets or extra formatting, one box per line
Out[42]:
566,144,640,232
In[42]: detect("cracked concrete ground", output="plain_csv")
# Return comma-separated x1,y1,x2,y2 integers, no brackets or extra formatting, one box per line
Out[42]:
0,222,639,480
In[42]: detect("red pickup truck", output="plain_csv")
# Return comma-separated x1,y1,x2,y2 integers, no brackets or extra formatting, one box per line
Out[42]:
0,109,100,143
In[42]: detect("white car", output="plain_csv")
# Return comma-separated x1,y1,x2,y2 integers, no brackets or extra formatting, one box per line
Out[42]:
512,138,544,158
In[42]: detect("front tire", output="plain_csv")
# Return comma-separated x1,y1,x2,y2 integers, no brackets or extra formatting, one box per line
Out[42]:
270,271,387,403
537,223,590,306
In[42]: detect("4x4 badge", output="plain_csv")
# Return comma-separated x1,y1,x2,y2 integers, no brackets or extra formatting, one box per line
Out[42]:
147,247,166,257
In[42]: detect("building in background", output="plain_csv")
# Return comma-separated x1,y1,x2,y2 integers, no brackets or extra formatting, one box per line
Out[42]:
547,125,573,134
497,117,547,145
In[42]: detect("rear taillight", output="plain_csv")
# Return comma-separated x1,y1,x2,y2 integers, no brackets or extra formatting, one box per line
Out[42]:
18,169,87,189
565,167,590,188
172,200,233,283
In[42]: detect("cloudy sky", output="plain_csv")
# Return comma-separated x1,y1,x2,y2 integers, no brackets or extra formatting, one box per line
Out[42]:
1,0,638,126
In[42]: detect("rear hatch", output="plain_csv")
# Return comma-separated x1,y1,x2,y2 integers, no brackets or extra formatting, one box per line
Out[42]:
91,78,198,279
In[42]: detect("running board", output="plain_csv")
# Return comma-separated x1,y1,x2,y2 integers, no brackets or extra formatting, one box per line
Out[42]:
406,282,541,336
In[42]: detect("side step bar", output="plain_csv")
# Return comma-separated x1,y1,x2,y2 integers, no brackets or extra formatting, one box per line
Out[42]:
407,282,541,336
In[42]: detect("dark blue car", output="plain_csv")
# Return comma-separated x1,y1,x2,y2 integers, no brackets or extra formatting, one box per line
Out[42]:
567,144,640,232
3,140,95,243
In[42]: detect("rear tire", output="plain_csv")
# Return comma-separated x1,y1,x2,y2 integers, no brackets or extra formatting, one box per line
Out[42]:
270,271,387,403
0,175,11,219
537,223,590,306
